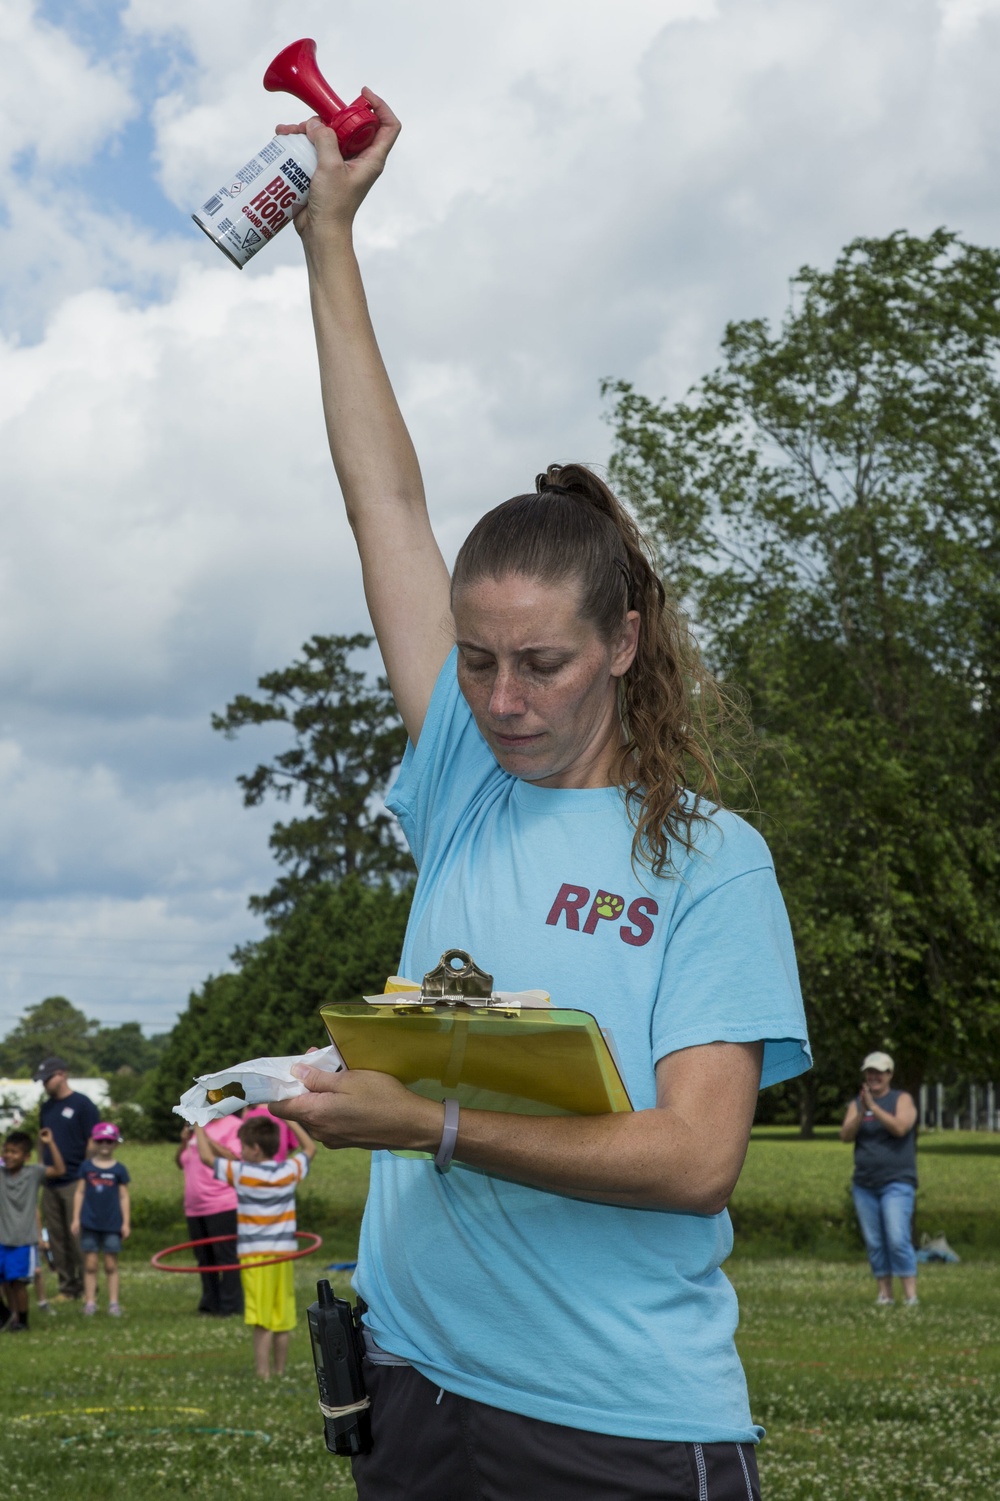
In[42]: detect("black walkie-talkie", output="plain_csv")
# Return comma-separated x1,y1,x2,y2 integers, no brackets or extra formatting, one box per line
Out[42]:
307,1279,372,1456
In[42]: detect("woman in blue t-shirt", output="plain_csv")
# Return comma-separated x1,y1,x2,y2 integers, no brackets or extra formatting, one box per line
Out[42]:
839,1050,918,1307
271,97,810,1501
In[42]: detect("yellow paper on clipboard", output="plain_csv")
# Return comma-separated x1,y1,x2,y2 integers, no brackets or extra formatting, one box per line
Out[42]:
317,1003,633,1119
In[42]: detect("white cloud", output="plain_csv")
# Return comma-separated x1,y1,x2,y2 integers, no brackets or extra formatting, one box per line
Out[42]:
127,0,708,251
0,0,135,173
0,265,363,711
0,891,261,1036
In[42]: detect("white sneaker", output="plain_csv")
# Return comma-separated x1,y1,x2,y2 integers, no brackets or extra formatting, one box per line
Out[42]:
875,1294,894,1306
903,1295,919,1307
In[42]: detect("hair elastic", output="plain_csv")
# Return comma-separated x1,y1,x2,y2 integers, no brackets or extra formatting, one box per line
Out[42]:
435,1099,460,1173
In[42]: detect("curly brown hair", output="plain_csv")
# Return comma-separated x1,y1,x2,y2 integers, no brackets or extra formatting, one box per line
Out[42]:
451,463,739,876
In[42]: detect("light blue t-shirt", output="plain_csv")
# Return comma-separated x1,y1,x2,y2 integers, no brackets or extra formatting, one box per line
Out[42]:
357,650,810,1442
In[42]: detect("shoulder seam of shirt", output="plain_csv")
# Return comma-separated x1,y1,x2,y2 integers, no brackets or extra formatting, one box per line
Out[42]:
669,862,776,926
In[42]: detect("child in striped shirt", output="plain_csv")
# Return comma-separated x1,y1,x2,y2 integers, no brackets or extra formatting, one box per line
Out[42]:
196,1114,316,1378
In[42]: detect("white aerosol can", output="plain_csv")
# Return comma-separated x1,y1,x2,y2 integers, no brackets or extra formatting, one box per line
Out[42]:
191,38,378,270
193,136,318,268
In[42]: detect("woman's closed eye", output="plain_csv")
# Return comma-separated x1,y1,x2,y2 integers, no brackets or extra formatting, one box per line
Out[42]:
459,653,496,674
523,658,566,676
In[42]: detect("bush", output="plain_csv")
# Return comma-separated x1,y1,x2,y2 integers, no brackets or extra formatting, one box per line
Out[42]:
103,1100,161,1143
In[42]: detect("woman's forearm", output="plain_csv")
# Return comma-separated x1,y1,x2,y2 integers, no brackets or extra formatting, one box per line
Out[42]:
275,1043,761,1215
447,1105,744,1214
287,1089,743,1214
288,110,452,739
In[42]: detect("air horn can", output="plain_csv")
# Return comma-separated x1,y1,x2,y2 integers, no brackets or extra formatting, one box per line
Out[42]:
192,39,378,269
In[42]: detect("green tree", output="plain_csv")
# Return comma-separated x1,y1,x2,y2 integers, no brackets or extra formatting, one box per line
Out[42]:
605,229,1000,1128
145,876,413,1135
0,996,98,1076
91,1022,167,1077
212,633,414,924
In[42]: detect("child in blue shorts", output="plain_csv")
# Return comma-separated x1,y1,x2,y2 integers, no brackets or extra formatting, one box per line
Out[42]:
71,1122,130,1316
1,1127,66,1331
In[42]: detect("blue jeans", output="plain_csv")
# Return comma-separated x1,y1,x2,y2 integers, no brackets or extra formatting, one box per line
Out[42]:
852,1182,917,1278
79,1229,122,1255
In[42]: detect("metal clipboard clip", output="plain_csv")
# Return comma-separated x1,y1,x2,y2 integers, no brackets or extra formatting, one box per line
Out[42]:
363,950,549,1013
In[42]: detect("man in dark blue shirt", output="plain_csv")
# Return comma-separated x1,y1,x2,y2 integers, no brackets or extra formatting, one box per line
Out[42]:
36,1057,100,1300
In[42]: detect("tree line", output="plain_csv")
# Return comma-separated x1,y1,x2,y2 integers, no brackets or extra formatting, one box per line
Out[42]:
0,997,167,1081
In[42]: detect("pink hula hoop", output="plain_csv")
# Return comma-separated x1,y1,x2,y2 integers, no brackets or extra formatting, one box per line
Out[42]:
150,1230,323,1274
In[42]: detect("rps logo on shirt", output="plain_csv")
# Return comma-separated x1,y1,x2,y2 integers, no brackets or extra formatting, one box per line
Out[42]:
545,883,658,947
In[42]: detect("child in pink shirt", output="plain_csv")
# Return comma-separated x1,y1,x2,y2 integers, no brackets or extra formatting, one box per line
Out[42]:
175,1114,244,1316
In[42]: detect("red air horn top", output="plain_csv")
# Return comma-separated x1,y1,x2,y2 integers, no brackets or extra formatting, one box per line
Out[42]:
263,38,378,158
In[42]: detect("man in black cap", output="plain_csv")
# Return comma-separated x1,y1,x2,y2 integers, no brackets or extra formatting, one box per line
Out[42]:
35,1058,100,1301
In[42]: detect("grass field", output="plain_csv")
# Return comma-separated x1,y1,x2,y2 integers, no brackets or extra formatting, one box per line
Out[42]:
119,1126,1000,1260
2,1129,997,1499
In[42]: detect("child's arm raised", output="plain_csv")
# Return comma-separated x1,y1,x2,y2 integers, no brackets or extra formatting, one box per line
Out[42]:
70,1176,84,1238
194,1124,221,1168
286,1117,318,1161
208,1130,241,1162
38,1127,66,1179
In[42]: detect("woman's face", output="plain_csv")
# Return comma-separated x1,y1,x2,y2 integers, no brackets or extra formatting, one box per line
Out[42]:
453,572,639,789
864,1067,892,1098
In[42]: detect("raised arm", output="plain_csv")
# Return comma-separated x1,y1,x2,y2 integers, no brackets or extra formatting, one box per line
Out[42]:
70,1176,84,1236
285,1117,317,1161
38,1127,65,1179
839,1095,863,1142
194,1122,240,1164
278,99,453,742
194,1123,220,1168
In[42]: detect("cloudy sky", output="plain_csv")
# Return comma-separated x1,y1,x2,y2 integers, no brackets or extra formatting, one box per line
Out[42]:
1,0,999,1040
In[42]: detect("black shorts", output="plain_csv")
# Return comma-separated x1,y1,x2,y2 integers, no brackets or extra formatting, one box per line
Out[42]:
352,1361,761,1501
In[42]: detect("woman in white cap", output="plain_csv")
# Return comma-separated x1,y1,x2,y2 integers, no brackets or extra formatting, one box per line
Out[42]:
839,1052,918,1305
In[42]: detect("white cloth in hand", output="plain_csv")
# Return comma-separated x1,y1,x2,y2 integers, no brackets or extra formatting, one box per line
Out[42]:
173,1042,345,1125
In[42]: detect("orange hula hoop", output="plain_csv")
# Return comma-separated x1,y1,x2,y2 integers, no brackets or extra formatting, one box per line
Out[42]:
150,1231,323,1274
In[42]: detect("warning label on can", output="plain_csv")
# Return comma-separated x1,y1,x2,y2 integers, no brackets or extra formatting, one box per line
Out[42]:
191,136,314,268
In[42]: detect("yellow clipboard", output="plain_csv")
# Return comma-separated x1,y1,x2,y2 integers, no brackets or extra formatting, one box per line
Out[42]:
317,949,632,1161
